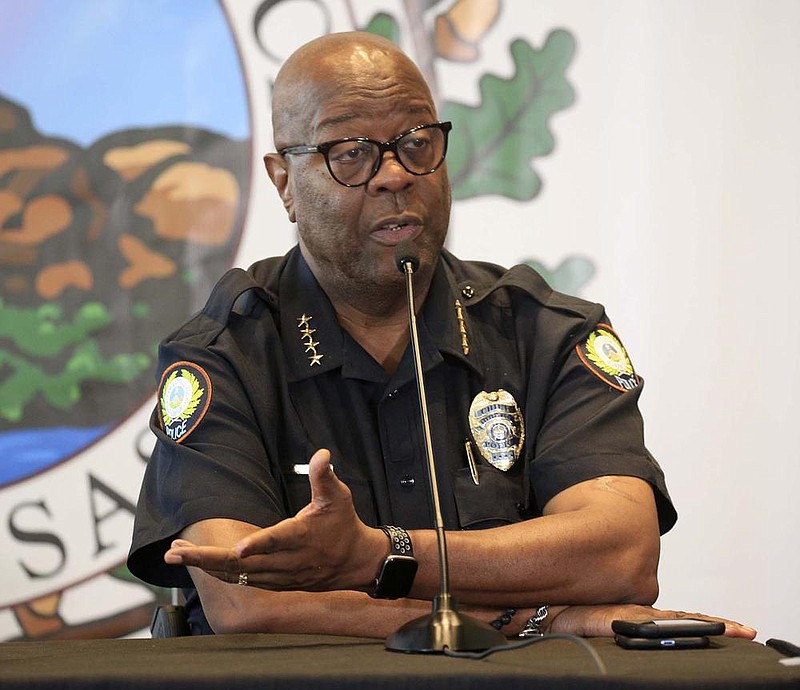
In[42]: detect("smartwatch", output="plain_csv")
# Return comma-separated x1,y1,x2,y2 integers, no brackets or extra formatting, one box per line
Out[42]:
370,525,418,599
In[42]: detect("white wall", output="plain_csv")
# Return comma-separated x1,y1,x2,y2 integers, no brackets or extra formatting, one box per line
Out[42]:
487,1,800,643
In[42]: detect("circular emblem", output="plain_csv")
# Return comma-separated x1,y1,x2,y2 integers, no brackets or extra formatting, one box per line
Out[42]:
468,389,525,471
577,325,639,392
158,362,212,443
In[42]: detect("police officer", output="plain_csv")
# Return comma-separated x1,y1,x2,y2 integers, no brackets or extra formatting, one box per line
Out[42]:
128,31,755,640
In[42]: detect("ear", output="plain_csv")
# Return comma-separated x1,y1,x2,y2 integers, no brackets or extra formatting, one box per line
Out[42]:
264,153,296,223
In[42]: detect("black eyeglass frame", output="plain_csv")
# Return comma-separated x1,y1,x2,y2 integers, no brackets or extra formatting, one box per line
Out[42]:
279,121,452,188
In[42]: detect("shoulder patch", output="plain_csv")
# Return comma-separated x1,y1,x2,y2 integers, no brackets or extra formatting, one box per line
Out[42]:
158,361,212,443
576,324,640,392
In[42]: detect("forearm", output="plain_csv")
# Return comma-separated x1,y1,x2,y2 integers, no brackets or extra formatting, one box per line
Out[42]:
190,565,522,637
410,514,657,606
407,477,660,606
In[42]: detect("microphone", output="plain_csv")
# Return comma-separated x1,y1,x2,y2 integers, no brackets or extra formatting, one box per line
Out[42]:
395,243,420,273
386,240,508,653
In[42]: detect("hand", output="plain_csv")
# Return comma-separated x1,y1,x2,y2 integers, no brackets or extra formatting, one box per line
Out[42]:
547,604,757,639
164,449,386,592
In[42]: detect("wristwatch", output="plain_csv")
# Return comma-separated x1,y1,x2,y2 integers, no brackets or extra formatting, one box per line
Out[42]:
370,525,418,599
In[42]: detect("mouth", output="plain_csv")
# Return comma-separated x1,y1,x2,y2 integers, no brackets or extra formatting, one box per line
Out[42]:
371,218,423,245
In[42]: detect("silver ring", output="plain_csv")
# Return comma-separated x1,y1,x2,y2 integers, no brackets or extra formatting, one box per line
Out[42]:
237,572,248,586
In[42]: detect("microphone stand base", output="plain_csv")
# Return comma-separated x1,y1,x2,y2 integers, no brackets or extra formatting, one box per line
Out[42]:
386,596,509,653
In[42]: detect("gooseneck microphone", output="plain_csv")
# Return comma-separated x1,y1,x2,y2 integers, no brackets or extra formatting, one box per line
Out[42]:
386,240,508,653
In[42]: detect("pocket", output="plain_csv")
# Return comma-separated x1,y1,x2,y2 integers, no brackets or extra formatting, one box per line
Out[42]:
340,475,378,526
283,474,311,514
281,472,378,526
452,467,526,529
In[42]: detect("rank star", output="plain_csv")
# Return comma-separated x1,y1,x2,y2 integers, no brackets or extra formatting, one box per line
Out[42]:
309,353,324,366
297,314,312,327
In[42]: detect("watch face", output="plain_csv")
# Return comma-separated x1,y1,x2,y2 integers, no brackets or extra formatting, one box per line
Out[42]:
374,555,418,599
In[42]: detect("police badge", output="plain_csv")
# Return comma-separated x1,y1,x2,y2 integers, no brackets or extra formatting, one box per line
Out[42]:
468,389,525,471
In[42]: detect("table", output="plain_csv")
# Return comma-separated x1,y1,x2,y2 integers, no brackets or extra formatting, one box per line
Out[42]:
1,633,798,689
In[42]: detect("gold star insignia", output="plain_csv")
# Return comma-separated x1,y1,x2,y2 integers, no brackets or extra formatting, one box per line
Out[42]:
309,353,324,366
297,314,312,326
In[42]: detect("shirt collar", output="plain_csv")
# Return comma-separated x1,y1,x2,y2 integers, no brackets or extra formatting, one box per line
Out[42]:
280,248,344,382
279,247,483,383
418,258,483,377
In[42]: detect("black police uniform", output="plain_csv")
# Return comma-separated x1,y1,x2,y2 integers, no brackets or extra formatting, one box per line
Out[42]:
128,246,676,634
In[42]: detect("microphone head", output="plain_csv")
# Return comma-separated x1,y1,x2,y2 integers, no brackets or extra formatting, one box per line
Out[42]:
395,240,420,273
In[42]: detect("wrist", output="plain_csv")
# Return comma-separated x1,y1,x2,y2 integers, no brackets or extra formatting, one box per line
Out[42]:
368,526,418,599
356,526,392,592
540,605,570,634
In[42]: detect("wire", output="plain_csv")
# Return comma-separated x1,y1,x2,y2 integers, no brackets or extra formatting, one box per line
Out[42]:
442,633,608,676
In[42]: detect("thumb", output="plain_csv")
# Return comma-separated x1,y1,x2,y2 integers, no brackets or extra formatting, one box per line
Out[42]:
308,448,341,506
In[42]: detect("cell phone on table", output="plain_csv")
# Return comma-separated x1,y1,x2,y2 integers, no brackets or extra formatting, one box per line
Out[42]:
612,618,725,638
614,634,710,650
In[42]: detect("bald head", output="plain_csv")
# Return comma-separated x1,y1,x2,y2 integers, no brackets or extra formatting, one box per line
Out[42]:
271,32,435,149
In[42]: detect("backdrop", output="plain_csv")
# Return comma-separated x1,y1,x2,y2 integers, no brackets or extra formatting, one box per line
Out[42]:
0,0,797,643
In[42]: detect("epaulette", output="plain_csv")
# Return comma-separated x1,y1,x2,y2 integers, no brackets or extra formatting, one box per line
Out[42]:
203,267,272,324
442,252,598,319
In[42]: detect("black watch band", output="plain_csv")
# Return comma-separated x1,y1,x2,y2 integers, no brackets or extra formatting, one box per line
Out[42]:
370,525,418,599
381,525,414,557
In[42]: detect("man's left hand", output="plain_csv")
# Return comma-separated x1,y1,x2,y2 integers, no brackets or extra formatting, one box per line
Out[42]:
548,604,757,639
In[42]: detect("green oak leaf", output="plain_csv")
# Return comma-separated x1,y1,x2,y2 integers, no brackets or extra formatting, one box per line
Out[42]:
0,299,112,358
364,12,400,43
0,337,152,420
443,30,576,201
525,256,595,297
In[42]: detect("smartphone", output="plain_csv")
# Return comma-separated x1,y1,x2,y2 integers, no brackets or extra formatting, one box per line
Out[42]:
614,634,710,650
611,618,725,639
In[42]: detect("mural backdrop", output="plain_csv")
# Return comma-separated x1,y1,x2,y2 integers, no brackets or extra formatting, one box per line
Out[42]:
1,0,798,642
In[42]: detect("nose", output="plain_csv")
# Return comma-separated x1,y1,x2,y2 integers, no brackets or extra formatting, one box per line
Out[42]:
365,151,413,195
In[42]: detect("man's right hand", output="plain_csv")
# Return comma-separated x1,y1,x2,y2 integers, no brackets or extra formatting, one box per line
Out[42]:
164,448,387,593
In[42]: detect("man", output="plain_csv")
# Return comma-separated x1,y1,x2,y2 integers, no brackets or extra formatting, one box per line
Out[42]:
128,32,754,639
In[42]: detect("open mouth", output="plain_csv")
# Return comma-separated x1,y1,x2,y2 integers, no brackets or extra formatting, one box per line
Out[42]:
372,220,421,244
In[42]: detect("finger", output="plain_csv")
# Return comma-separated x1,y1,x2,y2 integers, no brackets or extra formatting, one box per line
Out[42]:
164,543,243,575
235,517,304,558
649,609,757,639
722,621,757,639
171,539,194,549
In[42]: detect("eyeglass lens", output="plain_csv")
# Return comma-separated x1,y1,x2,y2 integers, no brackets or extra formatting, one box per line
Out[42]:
326,125,446,186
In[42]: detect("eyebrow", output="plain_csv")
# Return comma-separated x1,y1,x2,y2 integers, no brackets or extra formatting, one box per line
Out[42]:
316,105,435,133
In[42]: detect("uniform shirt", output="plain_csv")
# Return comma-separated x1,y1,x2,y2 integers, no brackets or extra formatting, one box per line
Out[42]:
128,246,676,630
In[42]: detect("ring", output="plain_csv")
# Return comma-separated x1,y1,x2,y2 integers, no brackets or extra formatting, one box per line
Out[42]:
237,572,248,586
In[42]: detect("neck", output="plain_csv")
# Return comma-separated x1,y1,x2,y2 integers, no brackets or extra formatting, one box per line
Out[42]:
334,305,410,374
299,245,435,373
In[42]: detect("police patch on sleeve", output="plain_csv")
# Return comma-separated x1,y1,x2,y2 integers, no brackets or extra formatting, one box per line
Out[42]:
158,361,212,443
576,325,640,392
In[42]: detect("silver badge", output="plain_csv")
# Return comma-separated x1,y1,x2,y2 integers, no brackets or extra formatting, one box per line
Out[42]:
468,389,524,471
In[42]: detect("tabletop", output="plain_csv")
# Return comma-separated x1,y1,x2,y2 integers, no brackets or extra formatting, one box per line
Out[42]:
1,632,798,689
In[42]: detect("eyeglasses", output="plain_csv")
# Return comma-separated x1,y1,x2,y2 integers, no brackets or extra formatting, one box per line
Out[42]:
279,121,452,187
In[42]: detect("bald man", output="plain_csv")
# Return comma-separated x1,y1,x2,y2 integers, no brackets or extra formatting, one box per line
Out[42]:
128,32,754,639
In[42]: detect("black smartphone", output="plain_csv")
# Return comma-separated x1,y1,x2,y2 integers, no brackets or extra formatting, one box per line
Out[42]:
614,634,710,650
611,618,725,638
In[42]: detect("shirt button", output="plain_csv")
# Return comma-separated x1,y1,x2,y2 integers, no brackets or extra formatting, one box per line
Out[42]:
461,285,474,299
388,388,399,398
400,475,415,488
